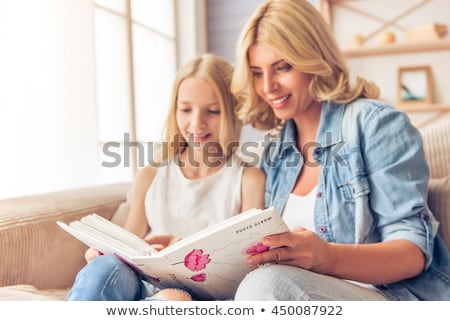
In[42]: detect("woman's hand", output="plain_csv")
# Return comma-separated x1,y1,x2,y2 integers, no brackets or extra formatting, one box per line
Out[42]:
247,227,337,275
84,247,102,263
144,234,181,251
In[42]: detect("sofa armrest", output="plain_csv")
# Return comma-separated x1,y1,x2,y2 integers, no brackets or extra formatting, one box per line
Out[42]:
0,182,131,290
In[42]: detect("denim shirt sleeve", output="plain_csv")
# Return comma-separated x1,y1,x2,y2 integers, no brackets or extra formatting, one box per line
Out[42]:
357,102,437,268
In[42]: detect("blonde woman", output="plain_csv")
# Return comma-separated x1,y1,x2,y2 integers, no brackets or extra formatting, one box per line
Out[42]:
231,0,449,300
68,54,265,301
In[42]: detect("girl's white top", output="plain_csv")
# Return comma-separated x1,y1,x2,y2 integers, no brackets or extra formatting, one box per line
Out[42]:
145,154,244,238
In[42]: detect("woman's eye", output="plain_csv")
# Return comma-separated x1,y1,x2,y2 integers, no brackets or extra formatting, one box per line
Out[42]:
277,64,292,72
208,110,220,114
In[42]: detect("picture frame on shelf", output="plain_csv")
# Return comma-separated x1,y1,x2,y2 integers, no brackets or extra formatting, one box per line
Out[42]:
398,65,433,105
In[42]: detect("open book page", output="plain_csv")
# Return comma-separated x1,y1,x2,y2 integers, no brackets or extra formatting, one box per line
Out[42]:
79,214,156,255
131,207,289,300
57,214,156,262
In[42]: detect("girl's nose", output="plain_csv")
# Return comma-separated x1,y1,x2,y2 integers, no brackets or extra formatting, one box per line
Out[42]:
192,110,207,129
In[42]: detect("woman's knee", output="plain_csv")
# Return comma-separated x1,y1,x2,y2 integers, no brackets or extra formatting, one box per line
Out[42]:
235,264,386,301
235,264,290,300
235,264,317,300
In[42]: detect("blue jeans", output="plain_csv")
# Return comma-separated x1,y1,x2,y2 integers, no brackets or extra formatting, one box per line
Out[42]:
67,256,157,301
234,264,388,301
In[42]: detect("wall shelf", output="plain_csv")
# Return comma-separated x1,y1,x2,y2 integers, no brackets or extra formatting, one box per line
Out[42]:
396,103,450,128
397,103,450,113
342,38,450,58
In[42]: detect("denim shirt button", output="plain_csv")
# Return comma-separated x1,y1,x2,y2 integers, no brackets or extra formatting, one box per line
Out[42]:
316,192,322,198
319,226,327,233
314,148,322,156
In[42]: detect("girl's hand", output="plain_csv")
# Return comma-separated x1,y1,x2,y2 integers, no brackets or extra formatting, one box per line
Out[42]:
84,247,102,263
247,227,337,275
144,234,181,251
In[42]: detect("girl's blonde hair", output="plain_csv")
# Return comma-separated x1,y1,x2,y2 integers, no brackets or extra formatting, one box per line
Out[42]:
231,0,380,130
162,54,241,161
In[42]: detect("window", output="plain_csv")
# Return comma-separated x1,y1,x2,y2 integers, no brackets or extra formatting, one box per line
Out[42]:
95,0,177,183
0,0,177,199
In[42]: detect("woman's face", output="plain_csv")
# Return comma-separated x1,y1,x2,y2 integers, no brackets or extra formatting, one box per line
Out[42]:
176,77,221,147
248,42,317,121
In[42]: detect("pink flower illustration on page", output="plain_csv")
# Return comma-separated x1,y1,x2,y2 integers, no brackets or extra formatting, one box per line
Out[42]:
245,242,270,255
184,249,211,272
191,273,207,282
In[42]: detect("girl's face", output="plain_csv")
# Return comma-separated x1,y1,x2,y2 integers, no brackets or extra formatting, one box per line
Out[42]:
176,77,221,147
248,42,317,121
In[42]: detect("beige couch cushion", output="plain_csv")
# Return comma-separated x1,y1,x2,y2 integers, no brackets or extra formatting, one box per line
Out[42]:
421,118,450,179
428,177,450,247
110,187,132,227
0,284,67,301
420,117,450,249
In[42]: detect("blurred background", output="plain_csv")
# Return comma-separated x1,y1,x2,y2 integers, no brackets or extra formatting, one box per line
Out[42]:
1,0,449,199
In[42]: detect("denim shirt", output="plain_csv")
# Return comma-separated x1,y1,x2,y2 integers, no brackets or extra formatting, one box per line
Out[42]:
260,99,450,300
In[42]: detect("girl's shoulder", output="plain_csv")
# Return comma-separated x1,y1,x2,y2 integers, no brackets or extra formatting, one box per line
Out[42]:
136,164,159,181
242,166,265,184
132,165,160,196
232,152,264,186
226,152,264,182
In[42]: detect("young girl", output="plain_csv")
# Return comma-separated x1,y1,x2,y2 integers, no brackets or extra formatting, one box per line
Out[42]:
68,54,265,301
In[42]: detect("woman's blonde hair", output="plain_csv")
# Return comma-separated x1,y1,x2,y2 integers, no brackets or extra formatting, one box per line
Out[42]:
231,0,380,130
162,54,241,161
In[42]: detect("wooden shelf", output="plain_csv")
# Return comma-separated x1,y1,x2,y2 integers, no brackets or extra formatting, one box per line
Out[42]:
342,38,450,58
397,103,450,113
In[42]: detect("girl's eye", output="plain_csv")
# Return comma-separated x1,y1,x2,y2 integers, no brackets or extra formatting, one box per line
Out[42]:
179,108,191,113
252,71,263,78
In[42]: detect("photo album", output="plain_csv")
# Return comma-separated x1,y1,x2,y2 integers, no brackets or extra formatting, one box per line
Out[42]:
57,207,289,300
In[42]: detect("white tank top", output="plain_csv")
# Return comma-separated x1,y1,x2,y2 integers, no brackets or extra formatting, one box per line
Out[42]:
282,186,317,231
145,154,244,238
283,187,377,290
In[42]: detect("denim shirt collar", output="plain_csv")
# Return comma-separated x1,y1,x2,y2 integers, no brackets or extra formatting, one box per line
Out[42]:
273,101,345,157
274,119,297,155
316,101,345,148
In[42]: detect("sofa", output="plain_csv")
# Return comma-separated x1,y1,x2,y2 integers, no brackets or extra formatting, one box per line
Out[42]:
0,118,449,300
0,182,132,300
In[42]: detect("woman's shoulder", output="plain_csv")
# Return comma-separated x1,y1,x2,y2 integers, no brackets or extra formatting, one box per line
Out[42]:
345,98,397,115
344,98,409,126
